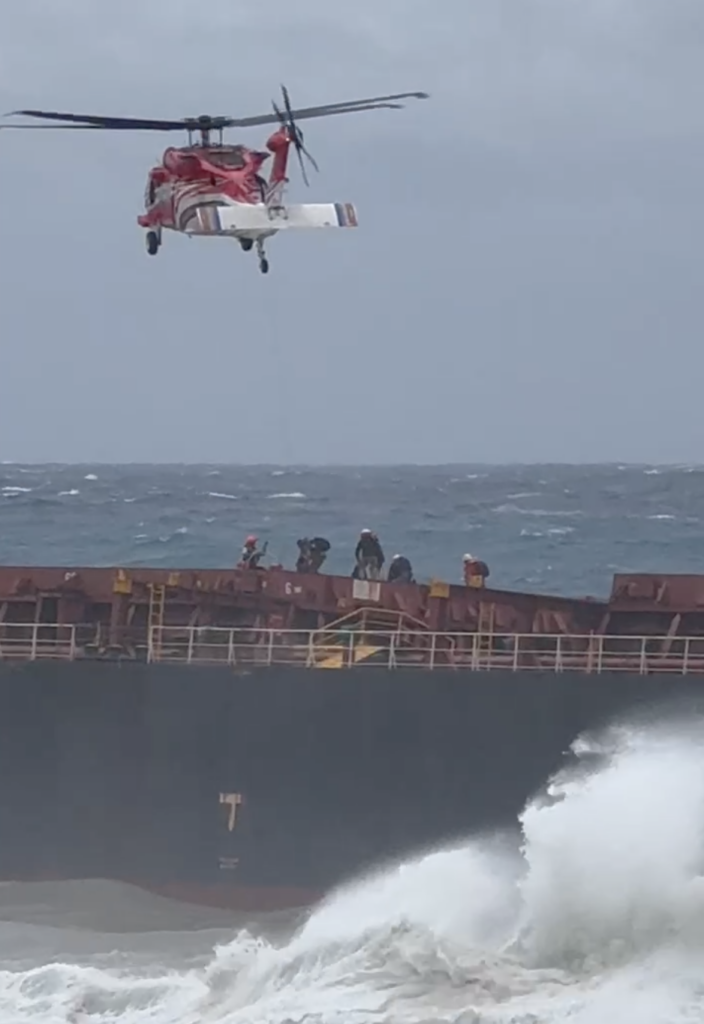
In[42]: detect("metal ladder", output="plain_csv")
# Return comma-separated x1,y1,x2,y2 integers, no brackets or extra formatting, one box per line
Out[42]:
476,602,496,665
148,584,166,660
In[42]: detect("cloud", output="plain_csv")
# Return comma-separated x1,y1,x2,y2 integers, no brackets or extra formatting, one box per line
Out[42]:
1,0,703,462
3,0,701,140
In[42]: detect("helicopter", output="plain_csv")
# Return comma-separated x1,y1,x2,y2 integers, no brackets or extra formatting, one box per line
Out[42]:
2,87,429,273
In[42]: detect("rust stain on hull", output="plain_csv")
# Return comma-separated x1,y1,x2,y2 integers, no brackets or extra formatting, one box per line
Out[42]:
149,882,319,912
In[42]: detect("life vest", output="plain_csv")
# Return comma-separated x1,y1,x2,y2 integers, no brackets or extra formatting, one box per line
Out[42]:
238,546,261,569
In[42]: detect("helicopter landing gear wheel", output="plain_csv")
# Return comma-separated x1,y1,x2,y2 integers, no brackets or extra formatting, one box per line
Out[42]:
145,230,160,256
255,238,269,274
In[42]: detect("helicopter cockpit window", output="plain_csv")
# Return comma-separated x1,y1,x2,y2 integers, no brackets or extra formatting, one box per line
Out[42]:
206,147,246,169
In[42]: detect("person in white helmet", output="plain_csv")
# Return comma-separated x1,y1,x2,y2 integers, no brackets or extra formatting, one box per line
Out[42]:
353,529,385,580
463,553,490,588
388,554,414,584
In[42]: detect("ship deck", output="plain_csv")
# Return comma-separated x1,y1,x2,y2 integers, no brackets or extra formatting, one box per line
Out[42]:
0,564,703,674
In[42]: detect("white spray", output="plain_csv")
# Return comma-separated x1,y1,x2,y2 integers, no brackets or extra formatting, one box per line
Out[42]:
4,715,704,1024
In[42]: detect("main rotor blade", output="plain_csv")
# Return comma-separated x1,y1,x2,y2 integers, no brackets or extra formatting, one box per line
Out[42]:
225,91,429,128
0,123,107,130
5,110,188,130
299,90,429,110
3,90,429,133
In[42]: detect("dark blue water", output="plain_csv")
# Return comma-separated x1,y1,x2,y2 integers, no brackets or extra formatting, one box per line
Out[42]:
0,463,701,598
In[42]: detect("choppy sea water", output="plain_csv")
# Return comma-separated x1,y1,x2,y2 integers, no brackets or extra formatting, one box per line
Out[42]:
2,462,704,597
3,463,704,1022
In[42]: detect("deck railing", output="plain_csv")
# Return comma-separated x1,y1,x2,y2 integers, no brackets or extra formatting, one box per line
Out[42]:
1,622,704,674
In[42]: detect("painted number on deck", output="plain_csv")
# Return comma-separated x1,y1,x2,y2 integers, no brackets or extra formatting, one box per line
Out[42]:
219,792,242,832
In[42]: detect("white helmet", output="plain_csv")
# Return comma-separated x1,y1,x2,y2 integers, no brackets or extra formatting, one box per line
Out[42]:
463,553,473,561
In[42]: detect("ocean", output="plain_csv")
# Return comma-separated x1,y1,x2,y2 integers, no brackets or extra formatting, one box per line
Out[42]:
2,461,704,1023
2,462,703,598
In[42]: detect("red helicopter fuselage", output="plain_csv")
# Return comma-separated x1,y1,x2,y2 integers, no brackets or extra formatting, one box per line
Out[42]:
3,86,428,274
137,126,292,232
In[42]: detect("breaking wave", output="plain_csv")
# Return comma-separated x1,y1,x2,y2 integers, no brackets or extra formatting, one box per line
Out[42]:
4,718,704,1022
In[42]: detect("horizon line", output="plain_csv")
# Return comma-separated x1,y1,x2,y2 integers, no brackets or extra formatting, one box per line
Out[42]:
1,460,701,469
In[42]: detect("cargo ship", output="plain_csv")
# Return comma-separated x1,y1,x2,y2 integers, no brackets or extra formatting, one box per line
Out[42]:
0,562,702,912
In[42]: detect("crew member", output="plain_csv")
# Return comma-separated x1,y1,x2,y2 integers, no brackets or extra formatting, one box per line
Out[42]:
353,529,385,580
388,554,414,584
296,536,331,573
463,553,490,588
238,535,267,570
296,538,312,573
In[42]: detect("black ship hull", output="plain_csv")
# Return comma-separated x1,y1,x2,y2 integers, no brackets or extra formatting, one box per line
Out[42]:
0,661,700,911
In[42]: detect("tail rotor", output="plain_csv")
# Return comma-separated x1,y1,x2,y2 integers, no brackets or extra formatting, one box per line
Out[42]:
272,85,320,186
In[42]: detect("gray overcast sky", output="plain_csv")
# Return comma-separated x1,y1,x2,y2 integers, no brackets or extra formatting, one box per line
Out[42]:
1,0,703,463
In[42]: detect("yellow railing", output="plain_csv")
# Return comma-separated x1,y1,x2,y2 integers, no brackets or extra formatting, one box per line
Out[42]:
0,623,704,674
